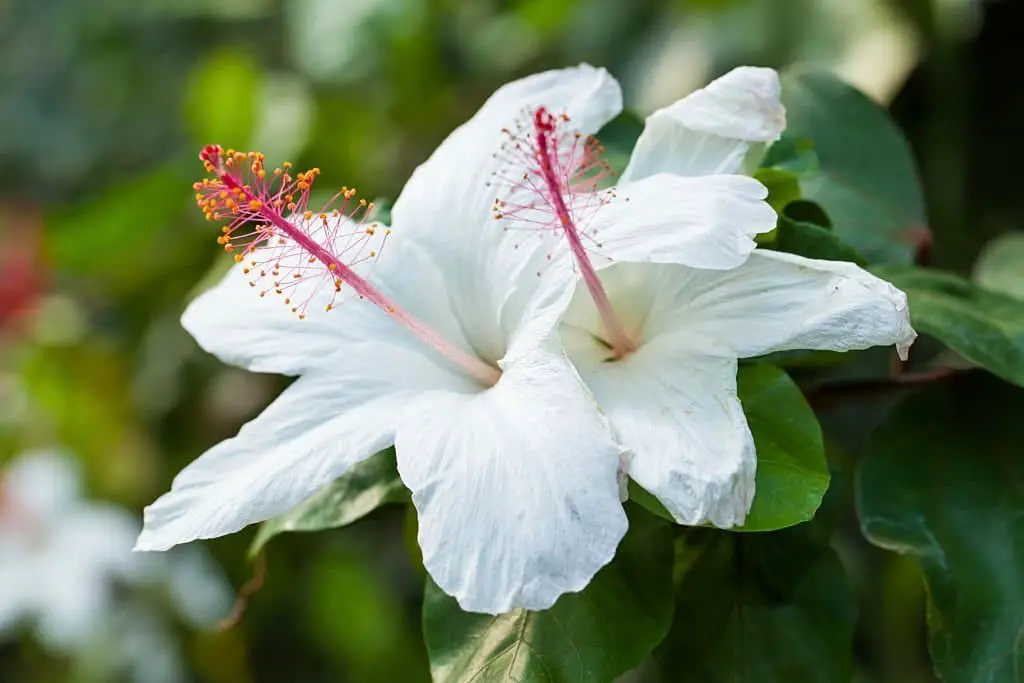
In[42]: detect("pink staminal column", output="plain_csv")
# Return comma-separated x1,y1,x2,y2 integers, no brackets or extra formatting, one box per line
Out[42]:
196,145,501,387
529,108,637,358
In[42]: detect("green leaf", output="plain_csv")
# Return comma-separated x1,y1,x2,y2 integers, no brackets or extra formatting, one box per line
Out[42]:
626,365,829,531
775,204,867,266
423,505,673,683
250,448,408,556
656,525,856,682
874,265,1024,387
737,364,829,532
857,374,1024,683
761,135,820,175
778,68,927,265
753,167,802,214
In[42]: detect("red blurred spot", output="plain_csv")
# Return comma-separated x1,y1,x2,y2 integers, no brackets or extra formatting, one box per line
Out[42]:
0,202,45,330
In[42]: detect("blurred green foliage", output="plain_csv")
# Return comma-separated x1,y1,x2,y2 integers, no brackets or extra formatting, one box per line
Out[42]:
3,0,1024,681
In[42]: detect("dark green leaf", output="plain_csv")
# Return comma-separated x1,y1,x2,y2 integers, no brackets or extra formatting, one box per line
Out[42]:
776,215,867,266
250,448,408,556
761,135,820,175
874,265,1024,387
737,364,829,531
857,374,1024,683
423,505,673,683
779,68,926,265
783,199,832,227
657,525,856,682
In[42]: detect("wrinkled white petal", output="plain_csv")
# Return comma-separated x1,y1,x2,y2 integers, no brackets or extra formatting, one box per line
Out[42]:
390,64,622,359
622,66,785,182
680,250,917,359
583,173,776,270
395,339,627,614
562,323,755,528
136,319,474,551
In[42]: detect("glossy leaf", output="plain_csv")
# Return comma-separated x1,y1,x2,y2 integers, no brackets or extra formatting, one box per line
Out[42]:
656,525,856,682
875,265,1024,387
423,505,673,683
858,374,1024,683
775,202,867,266
778,68,927,265
737,365,829,531
250,448,408,556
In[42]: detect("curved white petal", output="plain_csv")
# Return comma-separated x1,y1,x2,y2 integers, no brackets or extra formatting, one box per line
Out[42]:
182,260,349,376
563,324,755,528
389,64,622,360
584,173,776,270
681,250,917,359
621,66,785,182
395,339,627,614
136,319,474,551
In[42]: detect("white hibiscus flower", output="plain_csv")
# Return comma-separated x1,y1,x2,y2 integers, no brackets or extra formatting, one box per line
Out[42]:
497,66,918,528
135,64,779,614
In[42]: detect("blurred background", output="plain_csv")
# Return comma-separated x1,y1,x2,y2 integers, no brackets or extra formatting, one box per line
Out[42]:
0,0,1017,681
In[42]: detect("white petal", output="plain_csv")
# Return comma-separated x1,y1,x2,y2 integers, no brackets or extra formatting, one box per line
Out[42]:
681,250,917,359
563,325,755,528
395,339,627,614
621,66,785,182
389,64,622,359
135,323,474,551
584,173,776,270
182,260,347,376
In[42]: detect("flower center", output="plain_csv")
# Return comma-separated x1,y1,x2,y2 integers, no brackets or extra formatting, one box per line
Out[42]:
489,108,636,359
195,146,500,387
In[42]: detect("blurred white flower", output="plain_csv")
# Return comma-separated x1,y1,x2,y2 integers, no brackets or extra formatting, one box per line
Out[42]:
0,450,232,661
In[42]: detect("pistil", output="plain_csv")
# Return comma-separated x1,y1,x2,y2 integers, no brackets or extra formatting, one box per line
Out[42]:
530,109,636,358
